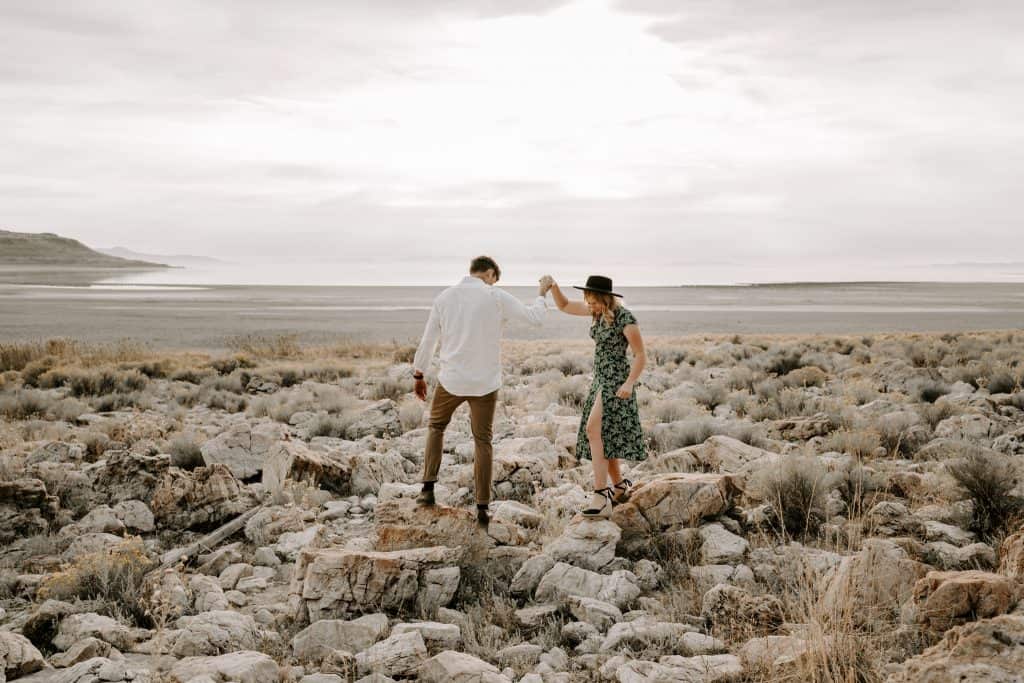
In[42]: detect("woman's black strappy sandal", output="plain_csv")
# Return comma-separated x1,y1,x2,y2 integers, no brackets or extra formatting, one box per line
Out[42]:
611,478,633,505
581,487,615,518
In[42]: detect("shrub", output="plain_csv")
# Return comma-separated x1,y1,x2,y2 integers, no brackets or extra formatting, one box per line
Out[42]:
398,401,424,432
0,390,48,420
92,391,151,412
202,390,247,412
170,368,214,385
914,380,949,404
20,356,57,387
649,417,766,453
305,415,353,439
783,366,827,388
919,401,960,429
763,350,804,376
692,382,728,411
168,436,205,469
553,376,588,409
824,429,881,460
947,449,1024,537
0,340,49,372
366,379,405,402
648,398,697,424
81,431,113,459
208,355,255,375
751,456,835,538
775,387,809,417
37,537,155,626
986,371,1018,394
58,368,149,397
392,345,417,364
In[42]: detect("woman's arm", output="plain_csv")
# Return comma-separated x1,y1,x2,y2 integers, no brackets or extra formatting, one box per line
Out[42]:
616,324,647,398
549,282,591,316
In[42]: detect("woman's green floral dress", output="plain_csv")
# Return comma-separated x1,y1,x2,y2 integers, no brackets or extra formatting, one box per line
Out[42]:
576,306,646,461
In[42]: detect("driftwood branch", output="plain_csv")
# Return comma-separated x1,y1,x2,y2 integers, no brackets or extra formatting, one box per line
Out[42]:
160,504,263,568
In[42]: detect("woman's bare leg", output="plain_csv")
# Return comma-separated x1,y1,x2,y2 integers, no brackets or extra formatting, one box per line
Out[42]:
607,458,623,486
586,392,609,509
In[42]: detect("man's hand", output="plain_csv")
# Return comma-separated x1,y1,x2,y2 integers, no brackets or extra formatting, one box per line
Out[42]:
616,381,634,399
414,378,428,401
539,275,554,296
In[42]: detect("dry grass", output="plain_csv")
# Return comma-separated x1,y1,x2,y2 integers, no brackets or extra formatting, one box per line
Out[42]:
37,537,156,626
750,456,837,539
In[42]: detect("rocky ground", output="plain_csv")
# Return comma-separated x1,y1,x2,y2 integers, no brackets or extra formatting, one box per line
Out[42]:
1,331,1024,682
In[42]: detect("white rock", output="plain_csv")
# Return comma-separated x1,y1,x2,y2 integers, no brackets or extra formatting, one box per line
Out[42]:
391,622,461,649
354,631,427,678
699,523,749,565
292,614,389,662
545,519,620,571
535,562,640,609
419,650,509,683
169,650,279,683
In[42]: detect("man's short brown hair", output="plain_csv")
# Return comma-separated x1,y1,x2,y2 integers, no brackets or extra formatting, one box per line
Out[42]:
469,256,501,280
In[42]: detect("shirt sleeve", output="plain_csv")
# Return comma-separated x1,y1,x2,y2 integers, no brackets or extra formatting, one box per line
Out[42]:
412,301,442,374
619,307,638,329
496,288,547,327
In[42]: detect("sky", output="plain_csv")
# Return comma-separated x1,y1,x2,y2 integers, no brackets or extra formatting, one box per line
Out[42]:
2,0,1023,285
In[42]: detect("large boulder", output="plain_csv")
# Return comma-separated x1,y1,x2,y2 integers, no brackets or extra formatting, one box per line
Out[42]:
291,614,388,662
348,451,417,496
419,650,508,683
97,448,171,503
354,631,427,678
611,473,740,549
200,421,286,479
290,546,461,621
0,478,59,543
885,615,1024,682
607,654,743,682
151,464,256,529
52,613,142,651
344,399,403,440
544,519,620,572
1000,528,1024,578
169,650,279,683
912,570,1021,633
534,562,640,609
262,440,351,496
681,435,783,474
374,500,495,563
168,610,263,657
819,538,930,626
0,631,46,680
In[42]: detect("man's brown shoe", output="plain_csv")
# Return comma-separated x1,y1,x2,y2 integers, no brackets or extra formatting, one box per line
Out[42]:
416,487,436,506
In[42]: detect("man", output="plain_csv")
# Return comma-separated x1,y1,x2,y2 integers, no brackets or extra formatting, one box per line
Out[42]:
412,256,552,527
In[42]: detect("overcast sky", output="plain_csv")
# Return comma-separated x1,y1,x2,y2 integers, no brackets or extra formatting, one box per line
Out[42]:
2,0,1023,284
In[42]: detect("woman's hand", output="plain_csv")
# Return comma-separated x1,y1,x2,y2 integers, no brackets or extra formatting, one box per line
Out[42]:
616,381,634,399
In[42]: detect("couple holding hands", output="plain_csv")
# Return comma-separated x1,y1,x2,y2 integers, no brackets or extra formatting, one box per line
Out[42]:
411,256,646,527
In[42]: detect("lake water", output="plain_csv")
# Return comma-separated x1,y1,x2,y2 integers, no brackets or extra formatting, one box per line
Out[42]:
1,268,1022,349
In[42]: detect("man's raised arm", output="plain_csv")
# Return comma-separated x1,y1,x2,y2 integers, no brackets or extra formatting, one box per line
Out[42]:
496,281,548,327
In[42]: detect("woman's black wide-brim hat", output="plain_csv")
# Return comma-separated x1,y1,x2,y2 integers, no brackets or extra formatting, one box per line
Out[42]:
573,275,623,298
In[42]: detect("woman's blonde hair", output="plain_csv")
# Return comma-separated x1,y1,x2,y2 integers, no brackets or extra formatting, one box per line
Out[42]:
585,291,620,325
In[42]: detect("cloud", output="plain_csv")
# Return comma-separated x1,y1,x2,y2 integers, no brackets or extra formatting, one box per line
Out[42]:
1,0,1023,281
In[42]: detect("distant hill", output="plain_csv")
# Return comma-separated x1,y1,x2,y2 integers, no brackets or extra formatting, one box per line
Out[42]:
97,246,226,267
0,229,168,268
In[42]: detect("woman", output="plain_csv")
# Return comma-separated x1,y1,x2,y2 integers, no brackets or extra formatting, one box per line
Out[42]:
548,274,647,517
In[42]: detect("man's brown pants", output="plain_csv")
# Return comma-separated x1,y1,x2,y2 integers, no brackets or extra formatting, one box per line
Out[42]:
422,383,497,505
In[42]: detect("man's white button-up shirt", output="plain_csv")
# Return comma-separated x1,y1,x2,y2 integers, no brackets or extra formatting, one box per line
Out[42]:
413,275,547,396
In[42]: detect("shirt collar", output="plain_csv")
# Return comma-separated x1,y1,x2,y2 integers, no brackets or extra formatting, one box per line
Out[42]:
459,275,487,287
